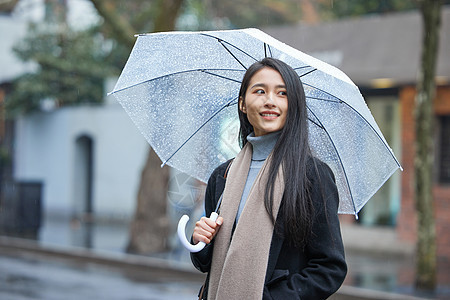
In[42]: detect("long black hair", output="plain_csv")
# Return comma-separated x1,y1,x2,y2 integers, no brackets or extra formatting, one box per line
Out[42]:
238,57,314,248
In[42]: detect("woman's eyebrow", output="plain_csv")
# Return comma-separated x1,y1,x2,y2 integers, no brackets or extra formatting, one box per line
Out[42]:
250,83,286,89
250,83,266,89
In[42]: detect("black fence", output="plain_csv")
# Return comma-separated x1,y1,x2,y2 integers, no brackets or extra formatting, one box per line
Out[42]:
0,181,42,239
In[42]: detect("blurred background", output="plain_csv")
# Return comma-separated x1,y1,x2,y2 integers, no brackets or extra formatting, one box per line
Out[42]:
0,0,449,299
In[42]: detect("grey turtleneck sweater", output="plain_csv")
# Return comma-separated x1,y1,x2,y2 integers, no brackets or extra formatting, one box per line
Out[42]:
236,131,282,223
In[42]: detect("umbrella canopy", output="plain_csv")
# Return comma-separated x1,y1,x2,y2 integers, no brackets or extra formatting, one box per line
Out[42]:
109,28,402,216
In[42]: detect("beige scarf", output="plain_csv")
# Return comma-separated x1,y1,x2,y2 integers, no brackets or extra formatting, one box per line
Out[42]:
208,143,285,300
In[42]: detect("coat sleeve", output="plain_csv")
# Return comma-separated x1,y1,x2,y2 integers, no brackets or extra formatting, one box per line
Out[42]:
264,161,347,300
190,161,229,273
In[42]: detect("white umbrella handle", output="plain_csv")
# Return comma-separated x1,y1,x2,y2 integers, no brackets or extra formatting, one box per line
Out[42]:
177,212,218,253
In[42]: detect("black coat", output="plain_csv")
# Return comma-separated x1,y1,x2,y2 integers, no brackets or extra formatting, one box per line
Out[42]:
191,159,347,300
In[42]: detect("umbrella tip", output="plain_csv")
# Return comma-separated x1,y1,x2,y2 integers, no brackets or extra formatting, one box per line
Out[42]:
160,161,167,168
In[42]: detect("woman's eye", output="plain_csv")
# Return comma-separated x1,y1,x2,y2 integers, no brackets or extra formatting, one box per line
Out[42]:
279,91,287,96
255,89,265,94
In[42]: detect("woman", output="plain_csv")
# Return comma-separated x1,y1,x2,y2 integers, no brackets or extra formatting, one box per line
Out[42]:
191,57,347,300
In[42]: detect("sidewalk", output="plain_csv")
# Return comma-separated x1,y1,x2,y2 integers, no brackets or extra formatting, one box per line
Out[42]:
0,235,436,300
0,237,202,300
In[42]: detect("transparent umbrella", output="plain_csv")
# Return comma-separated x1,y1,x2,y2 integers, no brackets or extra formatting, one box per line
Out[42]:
109,28,402,251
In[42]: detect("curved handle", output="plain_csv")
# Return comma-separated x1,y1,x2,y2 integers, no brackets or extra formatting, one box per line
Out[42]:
177,212,218,253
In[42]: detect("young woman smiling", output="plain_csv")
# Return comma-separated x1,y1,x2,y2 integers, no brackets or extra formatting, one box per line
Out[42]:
191,57,347,300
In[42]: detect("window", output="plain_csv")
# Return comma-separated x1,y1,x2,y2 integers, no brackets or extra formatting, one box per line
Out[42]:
439,116,450,184
359,97,401,226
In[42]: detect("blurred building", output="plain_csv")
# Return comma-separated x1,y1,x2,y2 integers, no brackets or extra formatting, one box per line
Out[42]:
12,85,149,222
265,7,450,270
0,1,149,239
0,1,205,248
0,5,38,237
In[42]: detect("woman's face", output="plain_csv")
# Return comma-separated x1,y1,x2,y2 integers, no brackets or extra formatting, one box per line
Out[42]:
240,67,288,137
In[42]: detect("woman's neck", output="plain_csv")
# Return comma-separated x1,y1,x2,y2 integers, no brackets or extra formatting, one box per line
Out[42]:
247,131,282,161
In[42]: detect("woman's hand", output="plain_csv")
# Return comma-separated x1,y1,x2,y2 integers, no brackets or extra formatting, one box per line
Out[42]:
192,215,224,245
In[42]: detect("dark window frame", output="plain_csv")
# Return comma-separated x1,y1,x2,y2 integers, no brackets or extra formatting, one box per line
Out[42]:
438,115,450,185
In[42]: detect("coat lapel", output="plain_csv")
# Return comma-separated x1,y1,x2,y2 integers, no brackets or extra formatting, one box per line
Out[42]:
215,175,226,205
264,216,285,284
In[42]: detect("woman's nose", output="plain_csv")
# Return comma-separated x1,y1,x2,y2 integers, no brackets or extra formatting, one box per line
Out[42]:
264,95,276,106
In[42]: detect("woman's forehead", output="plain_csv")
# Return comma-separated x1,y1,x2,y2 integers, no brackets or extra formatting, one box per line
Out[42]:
248,67,285,85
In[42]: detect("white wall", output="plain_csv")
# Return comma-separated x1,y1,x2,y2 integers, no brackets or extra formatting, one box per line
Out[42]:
14,99,148,220
0,15,36,83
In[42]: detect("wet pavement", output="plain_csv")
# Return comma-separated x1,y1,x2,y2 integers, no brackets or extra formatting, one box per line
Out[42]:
1,217,449,300
0,247,203,300
0,243,444,300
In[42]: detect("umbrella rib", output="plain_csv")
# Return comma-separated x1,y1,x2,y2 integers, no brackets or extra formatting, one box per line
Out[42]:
303,82,342,102
307,117,324,129
264,43,273,58
109,68,244,95
161,97,238,168
217,40,249,70
306,106,359,217
294,66,313,70
267,44,273,57
202,70,242,84
299,68,317,78
306,96,340,103
294,66,315,74
200,33,259,69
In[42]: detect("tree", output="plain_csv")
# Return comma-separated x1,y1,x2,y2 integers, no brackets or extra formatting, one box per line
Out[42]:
7,24,112,115
5,0,114,116
414,0,443,291
90,0,184,254
0,0,19,13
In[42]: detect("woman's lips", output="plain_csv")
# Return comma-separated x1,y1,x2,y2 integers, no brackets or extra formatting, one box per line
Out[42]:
260,111,280,119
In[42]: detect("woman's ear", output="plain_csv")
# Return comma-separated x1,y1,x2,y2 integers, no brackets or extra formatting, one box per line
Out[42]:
239,96,246,113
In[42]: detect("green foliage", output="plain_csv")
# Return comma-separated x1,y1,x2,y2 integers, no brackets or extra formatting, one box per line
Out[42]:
6,24,115,116
177,0,216,30
176,0,302,30
0,146,10,167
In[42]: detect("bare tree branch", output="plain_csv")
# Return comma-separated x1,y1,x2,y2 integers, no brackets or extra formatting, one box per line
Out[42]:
153,0,184,32
0,0,19,13
132,3,156,31
90,0,136,49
